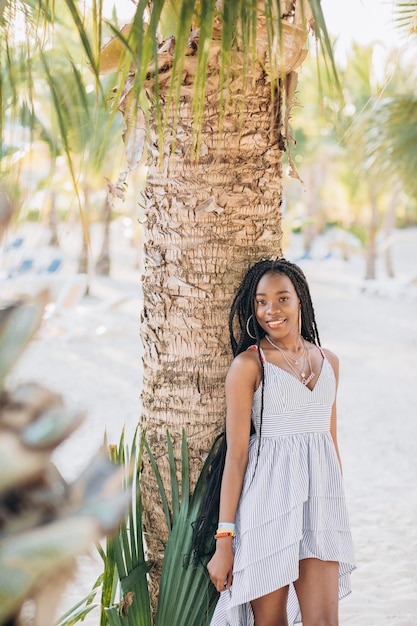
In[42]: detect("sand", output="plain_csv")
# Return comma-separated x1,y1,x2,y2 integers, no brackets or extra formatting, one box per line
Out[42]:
5,223,417,625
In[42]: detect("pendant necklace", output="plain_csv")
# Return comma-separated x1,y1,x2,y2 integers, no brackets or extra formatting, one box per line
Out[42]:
265,335,315,386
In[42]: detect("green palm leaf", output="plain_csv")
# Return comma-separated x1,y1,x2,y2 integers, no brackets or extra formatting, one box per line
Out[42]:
0,295,46,390
55,587,99,626
58,430,222,626
155,431,219,626
166,429,181,522
104,428,152,626
362,95,417,200
58,0,101,89
393,0,417,31
143,433,173,533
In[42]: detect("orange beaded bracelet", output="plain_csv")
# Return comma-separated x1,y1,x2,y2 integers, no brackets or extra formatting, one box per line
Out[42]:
215,530,235,539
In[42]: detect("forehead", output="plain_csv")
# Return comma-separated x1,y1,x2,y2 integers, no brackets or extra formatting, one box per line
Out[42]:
255,272,296,294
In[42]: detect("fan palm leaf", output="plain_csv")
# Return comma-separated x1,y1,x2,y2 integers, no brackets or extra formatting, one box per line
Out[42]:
61,429,221,626
103,428,152,626
362,94,417,200
393,0,417,32
154,431,218,626
1,1,338,170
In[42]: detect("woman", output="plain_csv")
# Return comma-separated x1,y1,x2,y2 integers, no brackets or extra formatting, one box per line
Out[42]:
207,259,355,626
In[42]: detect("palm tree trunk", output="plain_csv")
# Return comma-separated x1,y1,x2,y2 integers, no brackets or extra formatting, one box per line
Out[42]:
140,60,287,603
77,185,91,277
365,185,379,280
77,234,89,275
95,188,112,276
383,181,401,278
302,161,323,257
48,190,60,247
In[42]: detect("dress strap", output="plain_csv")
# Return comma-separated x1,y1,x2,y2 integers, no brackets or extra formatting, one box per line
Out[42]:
247,344,265,363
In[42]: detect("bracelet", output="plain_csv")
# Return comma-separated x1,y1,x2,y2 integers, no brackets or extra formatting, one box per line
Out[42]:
217,522,236,532
215,530,235,539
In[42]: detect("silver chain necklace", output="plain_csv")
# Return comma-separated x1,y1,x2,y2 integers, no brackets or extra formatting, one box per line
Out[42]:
265,335,315,386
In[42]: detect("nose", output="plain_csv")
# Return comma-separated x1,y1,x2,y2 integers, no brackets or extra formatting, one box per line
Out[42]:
267,300,281,314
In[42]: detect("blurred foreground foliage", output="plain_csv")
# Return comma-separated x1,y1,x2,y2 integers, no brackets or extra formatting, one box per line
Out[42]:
59,429,219,626
0,188,217,625
0,292,131,626
0,192,131,625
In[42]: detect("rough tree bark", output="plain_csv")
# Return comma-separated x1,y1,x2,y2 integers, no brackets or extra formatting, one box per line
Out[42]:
140,55,289,606
133,4,309,609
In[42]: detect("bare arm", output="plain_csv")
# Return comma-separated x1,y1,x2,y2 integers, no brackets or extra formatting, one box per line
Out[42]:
207,351,260,592
324,348,342,471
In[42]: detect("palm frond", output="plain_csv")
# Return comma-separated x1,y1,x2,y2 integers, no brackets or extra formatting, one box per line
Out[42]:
105,427,152,626
59,0,102,90
38,50,86,221
93,0,339,154
155,431,219,626
143,433,173,533
55,587,100,626
166,429,181,522
393,0,417,32
363,94,417,199
308,0,340,89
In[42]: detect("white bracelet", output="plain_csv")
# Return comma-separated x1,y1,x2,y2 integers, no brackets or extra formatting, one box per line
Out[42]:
217,522,236,531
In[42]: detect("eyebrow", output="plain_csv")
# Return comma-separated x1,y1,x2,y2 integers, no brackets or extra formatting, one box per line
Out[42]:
255,290,291,296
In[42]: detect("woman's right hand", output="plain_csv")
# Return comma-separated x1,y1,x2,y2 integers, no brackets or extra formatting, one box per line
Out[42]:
207,538,234,592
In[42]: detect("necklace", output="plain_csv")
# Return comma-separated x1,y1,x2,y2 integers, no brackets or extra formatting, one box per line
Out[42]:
265,335,315,386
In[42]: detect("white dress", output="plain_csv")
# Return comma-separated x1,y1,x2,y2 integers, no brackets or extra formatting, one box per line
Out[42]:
210,347,355,625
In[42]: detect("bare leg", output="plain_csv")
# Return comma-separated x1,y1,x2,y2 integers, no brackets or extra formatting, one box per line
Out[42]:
293,558,339,626
250,585,289,626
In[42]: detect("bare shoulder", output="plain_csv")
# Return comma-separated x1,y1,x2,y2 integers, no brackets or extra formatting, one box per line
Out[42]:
228,348,262,375
226,347,262,389
322,348,339,378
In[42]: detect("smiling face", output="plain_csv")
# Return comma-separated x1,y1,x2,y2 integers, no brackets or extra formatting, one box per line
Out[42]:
254,271,300,339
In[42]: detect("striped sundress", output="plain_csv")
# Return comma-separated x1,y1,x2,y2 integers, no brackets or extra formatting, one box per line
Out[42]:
210,346,355,625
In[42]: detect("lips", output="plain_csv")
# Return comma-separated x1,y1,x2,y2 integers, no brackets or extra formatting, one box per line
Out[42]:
267,319,285,328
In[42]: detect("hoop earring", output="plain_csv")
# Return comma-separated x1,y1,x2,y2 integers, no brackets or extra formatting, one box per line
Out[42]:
246,315,256,339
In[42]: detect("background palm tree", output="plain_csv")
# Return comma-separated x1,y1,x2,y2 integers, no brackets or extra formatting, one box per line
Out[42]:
284,34,417,279
1,2,127,280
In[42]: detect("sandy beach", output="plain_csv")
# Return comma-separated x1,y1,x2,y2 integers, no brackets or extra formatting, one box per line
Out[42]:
5,223,417,625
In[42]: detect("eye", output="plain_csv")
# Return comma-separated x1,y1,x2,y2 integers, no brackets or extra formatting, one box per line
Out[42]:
256,299,267,305
279,296,289,302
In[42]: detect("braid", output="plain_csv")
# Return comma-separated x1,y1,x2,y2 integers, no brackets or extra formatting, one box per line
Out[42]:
228,258,321,483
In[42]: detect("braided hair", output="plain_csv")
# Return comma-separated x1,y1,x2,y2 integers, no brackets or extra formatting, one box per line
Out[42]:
191,258,320,561
230,257,321,469
229,258,321,357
